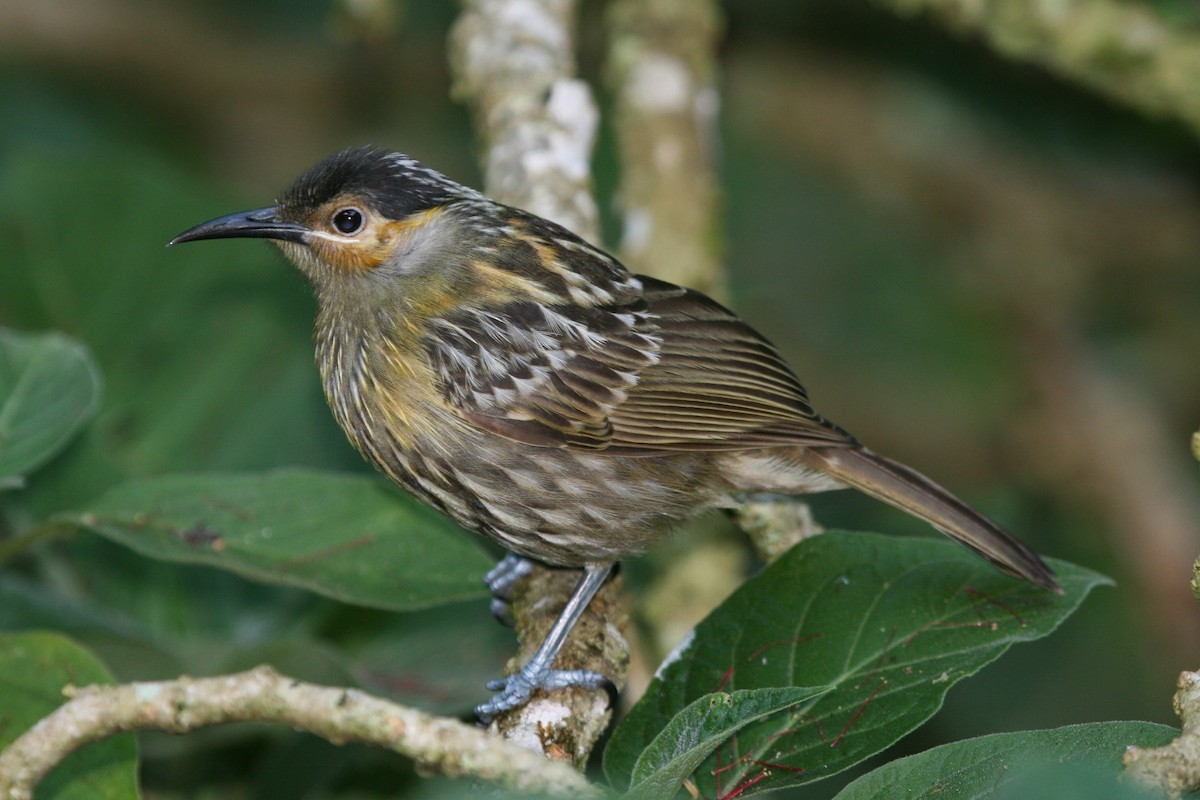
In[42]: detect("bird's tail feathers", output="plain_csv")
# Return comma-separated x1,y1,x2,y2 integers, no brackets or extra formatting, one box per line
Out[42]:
801,447,1060,592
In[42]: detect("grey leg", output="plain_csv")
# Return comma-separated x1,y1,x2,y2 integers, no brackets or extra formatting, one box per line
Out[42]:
475,562,616,723
484,553,536,625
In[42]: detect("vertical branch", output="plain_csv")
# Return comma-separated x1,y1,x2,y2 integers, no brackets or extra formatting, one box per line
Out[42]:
447,0,624,765
607,0,726,298
450,0,600,243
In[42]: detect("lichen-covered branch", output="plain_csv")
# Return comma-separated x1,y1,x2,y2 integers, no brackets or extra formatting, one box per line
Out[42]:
604,0,807,573
1124,670,1200,798
497,564,630,762
877,0,1200,139
734,497,822,564
602,1,769,687
447,0,623,761
0,666,598,800
449,0,600,243
607,0,726,297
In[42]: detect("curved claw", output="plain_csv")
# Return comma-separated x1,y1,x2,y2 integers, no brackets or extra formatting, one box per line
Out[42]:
476,667,616,724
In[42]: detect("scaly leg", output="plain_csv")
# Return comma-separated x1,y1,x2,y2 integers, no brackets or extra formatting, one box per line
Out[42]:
476,562,616,723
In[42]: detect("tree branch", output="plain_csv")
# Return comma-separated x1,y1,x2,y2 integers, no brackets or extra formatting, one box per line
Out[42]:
727,44,1200,658
1124,670,1200,798
0,666,598,800
449,0,600,243
733,497,823,564
606,0,726,298
876,0,1200,139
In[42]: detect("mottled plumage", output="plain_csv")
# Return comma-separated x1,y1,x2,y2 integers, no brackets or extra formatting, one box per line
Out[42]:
172,146,1058,721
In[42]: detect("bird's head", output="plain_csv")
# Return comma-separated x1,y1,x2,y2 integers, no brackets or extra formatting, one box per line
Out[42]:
171,147,484,301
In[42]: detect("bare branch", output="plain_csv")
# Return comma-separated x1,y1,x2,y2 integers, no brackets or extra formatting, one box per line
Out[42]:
727,46,1200,657
0,666,599,800
734,498,823,564
497,565,631,764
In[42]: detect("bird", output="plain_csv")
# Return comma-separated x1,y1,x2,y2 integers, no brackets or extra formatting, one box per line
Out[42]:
171,146,1058,722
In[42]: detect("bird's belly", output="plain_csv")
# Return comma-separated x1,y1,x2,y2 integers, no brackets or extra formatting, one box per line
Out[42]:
384,433,725,566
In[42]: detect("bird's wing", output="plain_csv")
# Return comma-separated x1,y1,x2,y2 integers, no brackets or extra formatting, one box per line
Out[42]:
424,259,856,454
605,277,857,453
424,293,659,450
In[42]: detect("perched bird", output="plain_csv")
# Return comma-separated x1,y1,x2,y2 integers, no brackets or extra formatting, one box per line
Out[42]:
171,146,1058,721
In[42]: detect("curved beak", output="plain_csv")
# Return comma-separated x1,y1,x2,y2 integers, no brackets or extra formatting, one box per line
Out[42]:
169,206,310,246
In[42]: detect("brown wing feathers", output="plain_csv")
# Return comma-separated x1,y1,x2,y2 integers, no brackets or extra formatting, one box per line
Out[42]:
608,278,856,452
424,271,856,453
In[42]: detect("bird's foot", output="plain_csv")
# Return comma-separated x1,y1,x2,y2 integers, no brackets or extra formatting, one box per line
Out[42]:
475,665,617,724
484,553,535,626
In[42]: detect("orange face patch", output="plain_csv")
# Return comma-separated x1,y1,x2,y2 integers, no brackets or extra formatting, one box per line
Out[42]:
306,203,445,273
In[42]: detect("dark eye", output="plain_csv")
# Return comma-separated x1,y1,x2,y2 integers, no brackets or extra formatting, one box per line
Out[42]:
332,208,364,235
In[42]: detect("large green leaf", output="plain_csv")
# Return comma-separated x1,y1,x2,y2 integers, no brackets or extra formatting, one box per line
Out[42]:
72,469,493,611
0,328,101,487
624,687,826,800
0,631,139,800
605,532,1106,797
834,721,1178,799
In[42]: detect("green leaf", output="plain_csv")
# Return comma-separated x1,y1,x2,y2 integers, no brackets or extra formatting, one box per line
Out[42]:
72,469,493,611
605,532,1106,797
834,721,1178,799
0,631,139,800
625,687,826,800
0,328,101,486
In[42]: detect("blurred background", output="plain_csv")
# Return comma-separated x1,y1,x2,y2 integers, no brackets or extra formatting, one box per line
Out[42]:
1,0,1198,796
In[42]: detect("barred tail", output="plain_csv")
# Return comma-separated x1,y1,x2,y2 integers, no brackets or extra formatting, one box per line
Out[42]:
801,446,1060,592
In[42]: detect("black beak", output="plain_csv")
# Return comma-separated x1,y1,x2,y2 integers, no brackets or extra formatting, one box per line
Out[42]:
168,206,310,246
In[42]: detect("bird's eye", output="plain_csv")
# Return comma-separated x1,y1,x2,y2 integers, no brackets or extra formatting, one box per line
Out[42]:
332,208,365,235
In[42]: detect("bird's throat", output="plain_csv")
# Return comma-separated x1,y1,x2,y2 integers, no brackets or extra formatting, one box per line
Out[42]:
314,302,448,458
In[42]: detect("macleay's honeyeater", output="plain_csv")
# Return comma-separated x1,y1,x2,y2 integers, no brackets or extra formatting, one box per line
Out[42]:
172,146,1057,721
